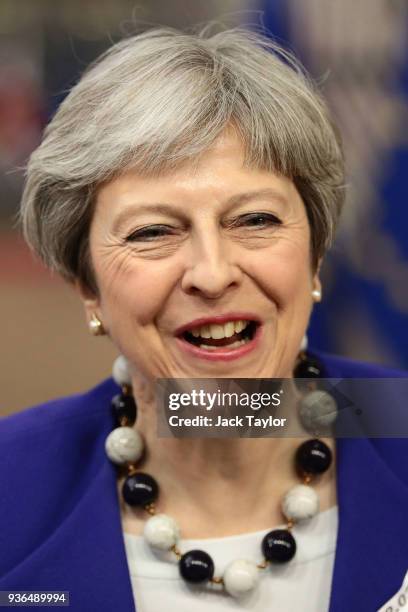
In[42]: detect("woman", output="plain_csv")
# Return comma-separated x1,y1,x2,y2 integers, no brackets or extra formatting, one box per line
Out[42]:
1,26,407,612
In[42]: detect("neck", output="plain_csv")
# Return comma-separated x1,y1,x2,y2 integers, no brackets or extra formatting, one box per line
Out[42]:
120,375,337,538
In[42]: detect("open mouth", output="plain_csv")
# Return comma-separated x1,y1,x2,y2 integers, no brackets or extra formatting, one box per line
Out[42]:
181,320,259,351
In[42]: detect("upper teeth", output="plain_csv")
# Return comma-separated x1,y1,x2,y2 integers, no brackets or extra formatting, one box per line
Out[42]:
189,320,250,339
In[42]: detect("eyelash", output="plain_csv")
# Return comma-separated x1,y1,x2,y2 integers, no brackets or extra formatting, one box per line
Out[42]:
231,212,282,228
126,225,174,241
125,213,282,242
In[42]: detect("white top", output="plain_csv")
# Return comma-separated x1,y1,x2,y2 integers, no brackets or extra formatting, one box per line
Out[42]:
123,506,338,612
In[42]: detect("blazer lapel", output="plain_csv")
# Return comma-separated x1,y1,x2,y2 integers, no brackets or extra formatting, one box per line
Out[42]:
325,354,408,611
329,435,408,611
1,458,136,612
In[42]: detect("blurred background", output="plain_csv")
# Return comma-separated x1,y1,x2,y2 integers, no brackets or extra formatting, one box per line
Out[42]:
1,0,407,414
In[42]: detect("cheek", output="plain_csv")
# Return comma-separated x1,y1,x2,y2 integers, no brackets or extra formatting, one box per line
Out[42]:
247,242,312,307
96,253,180,328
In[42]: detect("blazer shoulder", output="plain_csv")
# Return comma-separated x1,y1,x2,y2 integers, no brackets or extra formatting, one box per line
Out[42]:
0,378,118,442
311,349,408,378
311,350,408,488
0,378,119,579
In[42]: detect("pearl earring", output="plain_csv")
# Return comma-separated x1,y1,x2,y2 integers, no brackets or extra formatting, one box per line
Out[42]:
312,289,322,302
89,313,106,336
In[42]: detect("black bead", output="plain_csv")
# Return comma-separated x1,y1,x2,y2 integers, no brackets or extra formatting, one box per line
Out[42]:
122,472,158,507
294,356,323,379
111,393,137,426
295,438,332,475
179,550,215,583
262,529,296,563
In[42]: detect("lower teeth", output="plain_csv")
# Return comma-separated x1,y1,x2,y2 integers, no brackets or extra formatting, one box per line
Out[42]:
198,338,249,350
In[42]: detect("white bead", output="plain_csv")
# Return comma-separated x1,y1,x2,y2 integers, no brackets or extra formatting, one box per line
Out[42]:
282,484,319,521
105,426,144,464
223,559,259,598
143,514,180,550
300,334,308,351
112,355,132,386
299,389,338,431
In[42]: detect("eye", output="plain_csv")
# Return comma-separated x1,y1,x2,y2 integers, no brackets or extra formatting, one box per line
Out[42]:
126,225,175,242
233,212,282,228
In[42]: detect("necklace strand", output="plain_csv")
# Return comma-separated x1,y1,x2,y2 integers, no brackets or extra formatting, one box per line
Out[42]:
105,351,336,598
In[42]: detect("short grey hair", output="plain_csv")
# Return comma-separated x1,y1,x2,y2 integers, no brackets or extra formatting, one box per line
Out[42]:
20,25,345,293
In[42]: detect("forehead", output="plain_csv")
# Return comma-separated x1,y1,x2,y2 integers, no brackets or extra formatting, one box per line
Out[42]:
94,130,303,219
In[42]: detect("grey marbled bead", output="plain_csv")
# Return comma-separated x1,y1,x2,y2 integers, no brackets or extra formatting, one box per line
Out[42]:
223,559,259,598
144,514,180,550
112,355,132,386
105,426,144,464
282,484,319,521
299,389,337,431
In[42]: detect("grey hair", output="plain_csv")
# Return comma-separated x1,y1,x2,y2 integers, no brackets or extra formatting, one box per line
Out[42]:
20,25,345,293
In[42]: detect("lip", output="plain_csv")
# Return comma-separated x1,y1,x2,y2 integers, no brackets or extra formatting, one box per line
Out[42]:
174,312,262,336
174,320,263,362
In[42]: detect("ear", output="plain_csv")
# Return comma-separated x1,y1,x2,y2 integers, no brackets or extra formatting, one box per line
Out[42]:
313,272,322,291
312,257,323,298
74,280,103,328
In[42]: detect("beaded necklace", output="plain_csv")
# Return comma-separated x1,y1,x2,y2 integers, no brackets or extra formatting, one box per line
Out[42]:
105,351,336,598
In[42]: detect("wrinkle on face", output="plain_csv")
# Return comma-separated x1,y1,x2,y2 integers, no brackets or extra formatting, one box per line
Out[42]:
84,130,318,381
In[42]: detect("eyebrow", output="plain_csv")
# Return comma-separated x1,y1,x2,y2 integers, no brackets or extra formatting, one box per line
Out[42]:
111,188,288,231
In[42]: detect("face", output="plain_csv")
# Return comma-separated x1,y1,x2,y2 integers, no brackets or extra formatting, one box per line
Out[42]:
81,130,321,381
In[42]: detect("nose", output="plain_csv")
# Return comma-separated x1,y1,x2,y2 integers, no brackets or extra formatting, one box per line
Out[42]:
181,228,243,299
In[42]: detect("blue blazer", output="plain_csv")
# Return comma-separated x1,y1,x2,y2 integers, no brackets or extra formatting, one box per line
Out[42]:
1,351,407,611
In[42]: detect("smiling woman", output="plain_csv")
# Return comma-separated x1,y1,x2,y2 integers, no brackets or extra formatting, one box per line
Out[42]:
86,135,316,378
1,24,407,612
